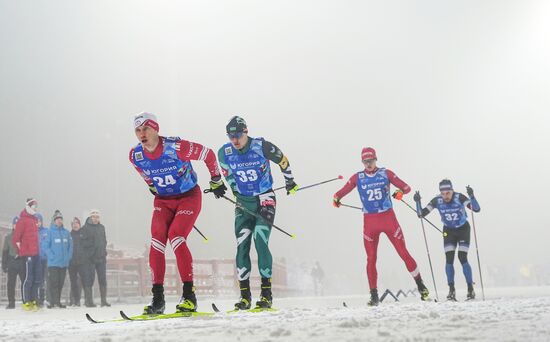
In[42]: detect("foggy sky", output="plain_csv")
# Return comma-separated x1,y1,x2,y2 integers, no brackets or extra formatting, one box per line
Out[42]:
1,0,549,293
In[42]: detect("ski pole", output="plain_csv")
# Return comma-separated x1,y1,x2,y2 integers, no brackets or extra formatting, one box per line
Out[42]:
273,175,344,192
204,190,296,239
193,226,209,242
470,211,485,301
398,199,445,235
340,203,363,210
419,217,439,301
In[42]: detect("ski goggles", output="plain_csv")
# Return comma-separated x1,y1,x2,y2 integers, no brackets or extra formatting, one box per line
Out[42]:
227,132,245,139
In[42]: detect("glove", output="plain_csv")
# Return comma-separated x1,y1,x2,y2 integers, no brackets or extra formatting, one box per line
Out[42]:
333,197,341,208
2,267,7,273
466,185,474,197
209,178,227,199
413,191,421,203
285,179,299,195
259,205,276,224
148,184,158,196
392,190,404,201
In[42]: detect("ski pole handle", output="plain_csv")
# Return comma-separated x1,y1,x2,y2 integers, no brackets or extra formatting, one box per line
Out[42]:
273,175,344,192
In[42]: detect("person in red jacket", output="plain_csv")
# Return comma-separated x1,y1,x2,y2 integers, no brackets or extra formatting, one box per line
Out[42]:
129,112,226,315
333,148,430,306
12,198,43,310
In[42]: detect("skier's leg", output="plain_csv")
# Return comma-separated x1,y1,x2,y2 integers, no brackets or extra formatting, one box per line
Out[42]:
384,212,420,279
168,187,202,283
21,257,31,304
32,256,43,303
363,215,382,290
234,198,256,309
444,229,458,286
149,197,175,286
169,186,202,312
255,192,275,280
235,202,255,283
254,192,276,308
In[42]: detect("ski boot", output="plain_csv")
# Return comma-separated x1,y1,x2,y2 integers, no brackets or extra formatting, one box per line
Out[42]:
143,284,165,315
416,278,430,301
447,284,457,301
368,288,379,306
234,280,252,310
176,282,197,313
255,278,273,309
466,284,475,301
5,302,15,310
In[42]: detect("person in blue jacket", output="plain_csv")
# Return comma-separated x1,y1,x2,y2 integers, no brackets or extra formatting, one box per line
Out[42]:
36,213,49,307
414,179,481,301
44,210,73,308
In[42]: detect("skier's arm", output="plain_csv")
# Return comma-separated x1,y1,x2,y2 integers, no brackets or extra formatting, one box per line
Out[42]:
334,174,358,201
459,193,480,213
176,140,222,181
263,140,297,193
386,169,411,194
217,147,238,194
418,197,438,218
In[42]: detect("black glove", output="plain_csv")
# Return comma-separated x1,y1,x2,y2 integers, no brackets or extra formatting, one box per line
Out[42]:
259,205,276,224
285,179,299,195
413,191,421,203
209,178,227,199
466,186,474,197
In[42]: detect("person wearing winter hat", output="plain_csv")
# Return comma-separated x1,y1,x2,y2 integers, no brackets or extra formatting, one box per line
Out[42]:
216,115,299,311
12,198,42,310
83,209,110,307
68,217,84,306
333,148,430,306
129,112,227,315
36,213,49,307
2,216,26,309
414,179,481,301
44,210,72,308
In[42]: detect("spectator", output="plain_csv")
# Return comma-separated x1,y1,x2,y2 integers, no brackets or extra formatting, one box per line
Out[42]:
44,210,72,309
84,209,110,307
80,213,97,307
12,198,42,310
36,213,49,307
68,217,84,306
2,216,25,309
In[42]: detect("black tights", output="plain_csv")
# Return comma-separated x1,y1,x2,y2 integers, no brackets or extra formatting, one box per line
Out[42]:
446,251,468,265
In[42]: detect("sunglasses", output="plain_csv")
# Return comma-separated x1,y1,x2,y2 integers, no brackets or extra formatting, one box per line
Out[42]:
227,132,245,139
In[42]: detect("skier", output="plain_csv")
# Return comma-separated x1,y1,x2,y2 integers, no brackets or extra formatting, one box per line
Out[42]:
12,198,42,310
130,112,227,314
2,216,25,309
333,147,430,306
217,116,299,310
414,179,481,300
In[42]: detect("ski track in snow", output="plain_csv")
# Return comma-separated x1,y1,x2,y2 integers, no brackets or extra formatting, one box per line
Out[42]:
1,289,549,342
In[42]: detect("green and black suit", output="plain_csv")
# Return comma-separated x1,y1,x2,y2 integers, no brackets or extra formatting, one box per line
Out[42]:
218,137,295,284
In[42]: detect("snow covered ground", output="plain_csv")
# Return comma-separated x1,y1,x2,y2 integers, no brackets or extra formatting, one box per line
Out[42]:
1,286,549,342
